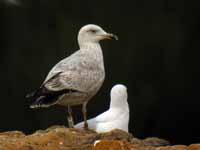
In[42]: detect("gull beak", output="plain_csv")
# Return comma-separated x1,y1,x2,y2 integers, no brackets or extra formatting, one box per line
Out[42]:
98,33,119,40
104,33,118,40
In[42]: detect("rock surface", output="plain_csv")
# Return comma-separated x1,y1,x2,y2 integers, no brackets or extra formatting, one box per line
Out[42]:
0,126,198,150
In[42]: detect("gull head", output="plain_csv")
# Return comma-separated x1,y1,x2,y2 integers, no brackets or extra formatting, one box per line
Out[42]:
78,24,118,47
110,84,128,109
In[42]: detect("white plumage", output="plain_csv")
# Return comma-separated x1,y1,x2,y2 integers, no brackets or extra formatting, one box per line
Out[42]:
75,84,129,132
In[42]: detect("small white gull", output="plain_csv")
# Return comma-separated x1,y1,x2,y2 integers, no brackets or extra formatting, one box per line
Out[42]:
26,24,118,129
75,84,129,133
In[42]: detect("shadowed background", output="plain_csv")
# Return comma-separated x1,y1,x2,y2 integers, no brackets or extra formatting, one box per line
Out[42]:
1,0,200,145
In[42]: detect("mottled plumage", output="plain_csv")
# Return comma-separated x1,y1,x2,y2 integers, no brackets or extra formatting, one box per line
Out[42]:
27,24,118,128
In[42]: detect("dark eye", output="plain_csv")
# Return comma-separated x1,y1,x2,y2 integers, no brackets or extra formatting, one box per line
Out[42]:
90,29,97,33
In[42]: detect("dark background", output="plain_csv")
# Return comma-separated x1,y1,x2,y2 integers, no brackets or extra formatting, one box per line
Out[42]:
1,0,200,145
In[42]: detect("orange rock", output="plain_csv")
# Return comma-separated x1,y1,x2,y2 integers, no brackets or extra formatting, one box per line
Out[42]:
188,144,200,150
142,137,170,146
0,126,192,150
156,145,188,150
93,140,156,150
93,140,122,150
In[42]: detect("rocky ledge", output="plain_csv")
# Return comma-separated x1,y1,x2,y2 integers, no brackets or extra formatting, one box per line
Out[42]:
0,126,198,150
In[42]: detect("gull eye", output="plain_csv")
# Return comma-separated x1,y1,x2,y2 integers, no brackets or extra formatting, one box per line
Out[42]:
90,29,97,33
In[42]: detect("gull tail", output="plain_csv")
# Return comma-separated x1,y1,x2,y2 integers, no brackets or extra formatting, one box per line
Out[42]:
27,86,78,108
27,87,64,108
30,95,57,108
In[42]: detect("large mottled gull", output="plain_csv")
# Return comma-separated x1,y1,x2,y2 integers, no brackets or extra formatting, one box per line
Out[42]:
26,24,118,129
75,84,129,133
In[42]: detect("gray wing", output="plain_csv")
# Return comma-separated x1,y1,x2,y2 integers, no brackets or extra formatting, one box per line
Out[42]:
43,50,104,92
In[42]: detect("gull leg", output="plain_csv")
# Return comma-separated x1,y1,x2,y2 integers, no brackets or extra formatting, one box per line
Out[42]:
82,102,88,129
67,105,74,128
